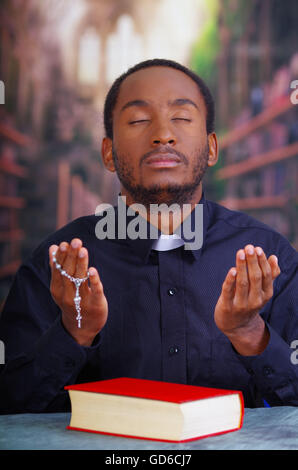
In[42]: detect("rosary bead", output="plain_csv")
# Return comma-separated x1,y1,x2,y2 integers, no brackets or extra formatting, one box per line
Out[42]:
52,251,89,329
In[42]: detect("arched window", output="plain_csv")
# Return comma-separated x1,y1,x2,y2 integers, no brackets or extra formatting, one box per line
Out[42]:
78,27,101,84
106,14,143,84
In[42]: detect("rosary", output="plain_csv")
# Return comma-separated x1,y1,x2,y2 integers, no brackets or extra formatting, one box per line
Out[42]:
52,251,89,328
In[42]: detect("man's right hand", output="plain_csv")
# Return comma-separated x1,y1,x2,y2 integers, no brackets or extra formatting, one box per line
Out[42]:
49,238,108,346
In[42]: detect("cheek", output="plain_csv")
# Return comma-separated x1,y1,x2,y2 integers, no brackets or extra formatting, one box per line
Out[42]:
113,145,140,175
113,128,144,155
183,124,206,140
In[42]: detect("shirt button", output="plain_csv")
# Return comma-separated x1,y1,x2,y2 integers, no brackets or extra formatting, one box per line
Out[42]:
263,366,274,376
169,346,179,355
167,288,176,296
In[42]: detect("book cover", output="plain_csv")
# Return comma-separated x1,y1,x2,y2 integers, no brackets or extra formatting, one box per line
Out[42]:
65,377,243,404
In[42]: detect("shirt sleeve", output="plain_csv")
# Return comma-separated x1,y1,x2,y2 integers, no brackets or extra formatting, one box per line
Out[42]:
236,235,298,406
0,243,101,414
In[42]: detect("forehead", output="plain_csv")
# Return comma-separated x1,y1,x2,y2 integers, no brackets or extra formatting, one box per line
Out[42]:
114,66,206,114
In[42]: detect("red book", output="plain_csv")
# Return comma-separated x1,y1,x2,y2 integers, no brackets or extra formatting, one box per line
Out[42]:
65,378,244,443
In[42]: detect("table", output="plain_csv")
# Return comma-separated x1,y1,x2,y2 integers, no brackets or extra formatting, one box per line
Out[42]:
1,407,298,451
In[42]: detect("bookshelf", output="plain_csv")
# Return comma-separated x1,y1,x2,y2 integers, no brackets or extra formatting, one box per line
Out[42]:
216,86,298,248
217,142,298,179
219,195,288,211
0,122,28,283
219,96,293,150
56,160,101,230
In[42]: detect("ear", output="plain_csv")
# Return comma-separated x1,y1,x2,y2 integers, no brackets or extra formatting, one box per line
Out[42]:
207,132,218,167
101,137,116,172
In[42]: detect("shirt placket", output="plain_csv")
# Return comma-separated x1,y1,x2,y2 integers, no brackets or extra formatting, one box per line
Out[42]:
158,249,187,384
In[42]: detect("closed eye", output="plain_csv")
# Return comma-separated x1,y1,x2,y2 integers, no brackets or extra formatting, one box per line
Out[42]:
172,118,192,122
128,119,150,125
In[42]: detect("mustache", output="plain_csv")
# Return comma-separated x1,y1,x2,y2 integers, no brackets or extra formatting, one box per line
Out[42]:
139,146,189,166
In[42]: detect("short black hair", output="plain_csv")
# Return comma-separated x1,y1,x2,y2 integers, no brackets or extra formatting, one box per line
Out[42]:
103,58,215,140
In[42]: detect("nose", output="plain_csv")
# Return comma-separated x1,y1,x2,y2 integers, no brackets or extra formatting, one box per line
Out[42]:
151,122,176,147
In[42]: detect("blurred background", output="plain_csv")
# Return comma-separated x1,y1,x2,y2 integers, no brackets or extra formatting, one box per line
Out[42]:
0,0,297,306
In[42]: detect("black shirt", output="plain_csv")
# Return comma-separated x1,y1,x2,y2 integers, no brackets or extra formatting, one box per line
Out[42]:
0,195,297,413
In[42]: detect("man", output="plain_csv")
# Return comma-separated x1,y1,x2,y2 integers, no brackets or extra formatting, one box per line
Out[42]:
0,59,297,413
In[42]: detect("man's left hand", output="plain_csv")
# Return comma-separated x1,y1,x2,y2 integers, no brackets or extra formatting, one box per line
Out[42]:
214,245,280,356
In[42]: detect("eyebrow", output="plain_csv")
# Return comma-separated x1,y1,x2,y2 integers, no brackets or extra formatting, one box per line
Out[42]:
168,98,199,110
120,100,149,113
120,98,199,113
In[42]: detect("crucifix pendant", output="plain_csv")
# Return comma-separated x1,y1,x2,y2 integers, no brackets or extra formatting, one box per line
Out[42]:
74,279,84,328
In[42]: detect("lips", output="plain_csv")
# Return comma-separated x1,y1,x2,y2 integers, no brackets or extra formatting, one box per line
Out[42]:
144,153,182,168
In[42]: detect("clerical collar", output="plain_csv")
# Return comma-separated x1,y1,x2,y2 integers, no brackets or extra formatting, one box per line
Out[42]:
151,233,184,251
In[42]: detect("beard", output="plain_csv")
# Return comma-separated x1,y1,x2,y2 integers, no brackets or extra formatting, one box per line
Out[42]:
112,143,209,208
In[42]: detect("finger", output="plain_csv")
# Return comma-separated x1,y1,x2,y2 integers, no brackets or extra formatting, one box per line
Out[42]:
49,242,69,273
88,267,104,298
234,249,249,304
268,255,281,279
51,242,69,266
49,244,59,269
223,267,237,300
62,238,82,277
50,242,69,276
255,246,273,296
75,247,89,296
75,247,89,278
49,242,69,298
244,245,262,298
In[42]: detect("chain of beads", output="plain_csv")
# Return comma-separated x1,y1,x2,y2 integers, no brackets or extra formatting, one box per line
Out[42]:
52,250,89,328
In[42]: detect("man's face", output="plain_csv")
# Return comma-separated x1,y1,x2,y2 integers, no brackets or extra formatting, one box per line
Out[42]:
102,66,218,207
